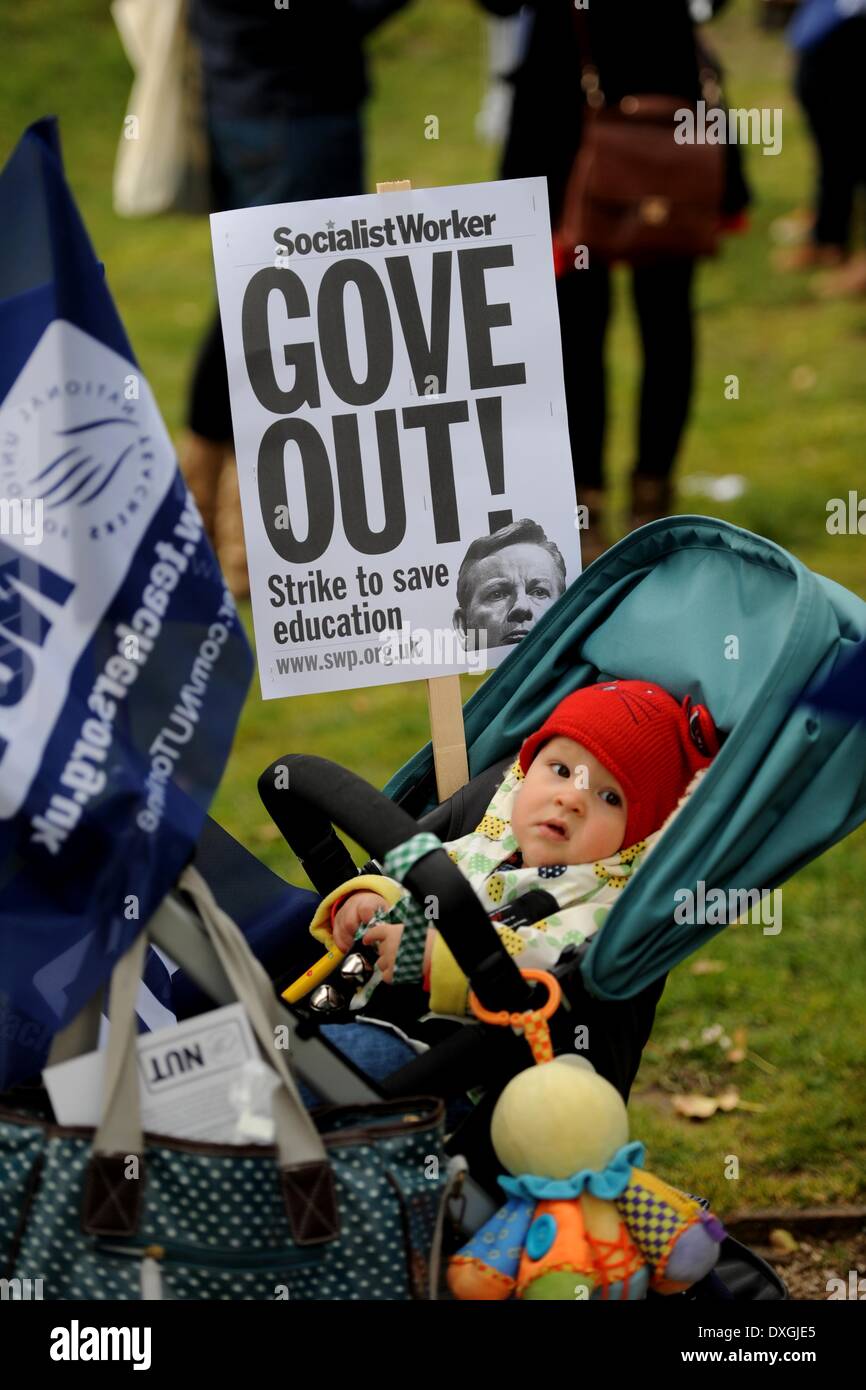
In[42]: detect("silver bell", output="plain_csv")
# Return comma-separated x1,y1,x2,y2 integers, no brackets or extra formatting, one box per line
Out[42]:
309,983,345,1013
339,951,375,988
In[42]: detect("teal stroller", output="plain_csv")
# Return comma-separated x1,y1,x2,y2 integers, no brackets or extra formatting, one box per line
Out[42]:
243,515,866,1300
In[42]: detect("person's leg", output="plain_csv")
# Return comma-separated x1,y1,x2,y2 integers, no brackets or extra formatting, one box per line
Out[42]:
557,260,611,492
556,260,612,561
183,115,239,454
184,311,232,557
188,109,365,443
630,258,695,527
808,19,866,297
181,322,237,585
183,111,365,588
795,41,855,253
187,315,234,448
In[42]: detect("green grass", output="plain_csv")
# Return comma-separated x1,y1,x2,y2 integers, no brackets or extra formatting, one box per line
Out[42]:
2,0,864,1213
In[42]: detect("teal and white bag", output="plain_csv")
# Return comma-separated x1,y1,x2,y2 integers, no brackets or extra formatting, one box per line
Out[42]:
0,868,452,1301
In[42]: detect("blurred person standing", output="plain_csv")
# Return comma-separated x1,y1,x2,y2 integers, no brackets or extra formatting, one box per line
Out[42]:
474,9,525,145
478,0,748,563
777,0,866,294
182,0,410,597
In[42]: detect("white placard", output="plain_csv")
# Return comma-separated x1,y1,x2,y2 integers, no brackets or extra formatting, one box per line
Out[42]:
44,1003,276,1144
211,178,579,697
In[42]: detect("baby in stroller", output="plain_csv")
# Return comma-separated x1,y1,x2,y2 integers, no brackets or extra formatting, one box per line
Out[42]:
299,679,720,1102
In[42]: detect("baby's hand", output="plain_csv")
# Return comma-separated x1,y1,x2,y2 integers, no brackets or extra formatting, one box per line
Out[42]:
332,891,389,953
362,920,405,984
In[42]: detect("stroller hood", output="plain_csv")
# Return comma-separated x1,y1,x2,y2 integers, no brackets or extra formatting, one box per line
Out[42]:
384,517,866,999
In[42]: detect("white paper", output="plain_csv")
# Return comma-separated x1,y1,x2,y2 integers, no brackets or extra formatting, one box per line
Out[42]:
211,178,580,698
44,1003,274,1144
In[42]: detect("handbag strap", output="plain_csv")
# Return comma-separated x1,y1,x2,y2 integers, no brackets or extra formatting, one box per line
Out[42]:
570,6,719,110
93,928,148,1156
176,865,330,1170
46,985,104,1066
571,8,605,111
82,867,339,1244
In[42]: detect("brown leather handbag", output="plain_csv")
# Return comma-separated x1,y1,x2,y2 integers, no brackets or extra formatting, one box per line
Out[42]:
556,16,726,266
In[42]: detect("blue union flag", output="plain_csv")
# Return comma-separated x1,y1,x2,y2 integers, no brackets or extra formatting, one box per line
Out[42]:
0,119,253,1086
801,635,866,724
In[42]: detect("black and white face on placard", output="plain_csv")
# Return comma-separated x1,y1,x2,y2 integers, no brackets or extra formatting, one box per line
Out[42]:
210,177,579,698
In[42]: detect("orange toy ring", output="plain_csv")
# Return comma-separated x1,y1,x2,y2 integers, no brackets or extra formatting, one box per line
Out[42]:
468,968,561,1027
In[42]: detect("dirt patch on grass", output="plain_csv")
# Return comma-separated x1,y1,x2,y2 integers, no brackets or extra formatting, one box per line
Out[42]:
750,1232,866,1300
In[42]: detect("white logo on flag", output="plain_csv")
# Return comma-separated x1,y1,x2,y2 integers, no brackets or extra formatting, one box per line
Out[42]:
0,321,176,818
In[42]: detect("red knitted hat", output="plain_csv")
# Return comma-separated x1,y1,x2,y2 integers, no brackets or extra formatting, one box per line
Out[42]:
518,679,720,849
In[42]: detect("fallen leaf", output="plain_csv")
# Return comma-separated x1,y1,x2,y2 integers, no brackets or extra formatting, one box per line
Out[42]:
673,1094,719,1119
745,1050,778,1075
690,959,726,975
726,1026,748,1063
672,1086,741,1120
790,364,817,392
770,1229,799,1253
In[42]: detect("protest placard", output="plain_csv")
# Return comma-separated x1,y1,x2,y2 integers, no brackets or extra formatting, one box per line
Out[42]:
211,177,579,698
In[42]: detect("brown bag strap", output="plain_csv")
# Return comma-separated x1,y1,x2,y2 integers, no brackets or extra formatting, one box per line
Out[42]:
569,4,719,111
570,7,605,110
46,986,104,1067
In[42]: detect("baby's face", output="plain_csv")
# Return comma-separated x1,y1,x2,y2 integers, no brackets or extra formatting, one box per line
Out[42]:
511,736,628,868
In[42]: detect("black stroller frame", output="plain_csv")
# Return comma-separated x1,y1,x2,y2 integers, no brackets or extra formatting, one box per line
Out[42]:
245,750,787,1301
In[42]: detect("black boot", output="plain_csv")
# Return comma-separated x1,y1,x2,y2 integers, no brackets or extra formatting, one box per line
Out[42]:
578,487,608,565
628,473,673,532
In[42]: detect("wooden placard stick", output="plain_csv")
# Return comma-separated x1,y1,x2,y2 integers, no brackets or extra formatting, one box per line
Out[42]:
376,179,469,802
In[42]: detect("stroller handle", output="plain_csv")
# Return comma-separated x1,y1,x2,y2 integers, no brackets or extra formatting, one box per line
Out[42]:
258,753,535,1012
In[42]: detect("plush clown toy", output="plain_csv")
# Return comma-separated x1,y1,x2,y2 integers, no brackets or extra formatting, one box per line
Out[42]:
448,1058,726,1300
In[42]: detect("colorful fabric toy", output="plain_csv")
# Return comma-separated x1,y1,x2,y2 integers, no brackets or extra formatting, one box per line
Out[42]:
448,1056,725,1300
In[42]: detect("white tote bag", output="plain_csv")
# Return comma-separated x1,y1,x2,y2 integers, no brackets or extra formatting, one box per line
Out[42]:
112,0,210,217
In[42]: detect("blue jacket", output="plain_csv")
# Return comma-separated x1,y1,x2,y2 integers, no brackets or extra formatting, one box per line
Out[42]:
788,0,866,53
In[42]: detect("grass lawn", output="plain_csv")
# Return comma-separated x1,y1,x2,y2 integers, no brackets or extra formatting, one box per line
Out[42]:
2,0,864,1214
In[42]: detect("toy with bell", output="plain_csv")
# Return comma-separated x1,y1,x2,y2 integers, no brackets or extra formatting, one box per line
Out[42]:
448,971,726,1301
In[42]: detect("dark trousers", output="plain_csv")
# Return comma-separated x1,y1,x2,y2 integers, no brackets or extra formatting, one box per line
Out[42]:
796,17,866,249
556,257,695,493
189,110,364,442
